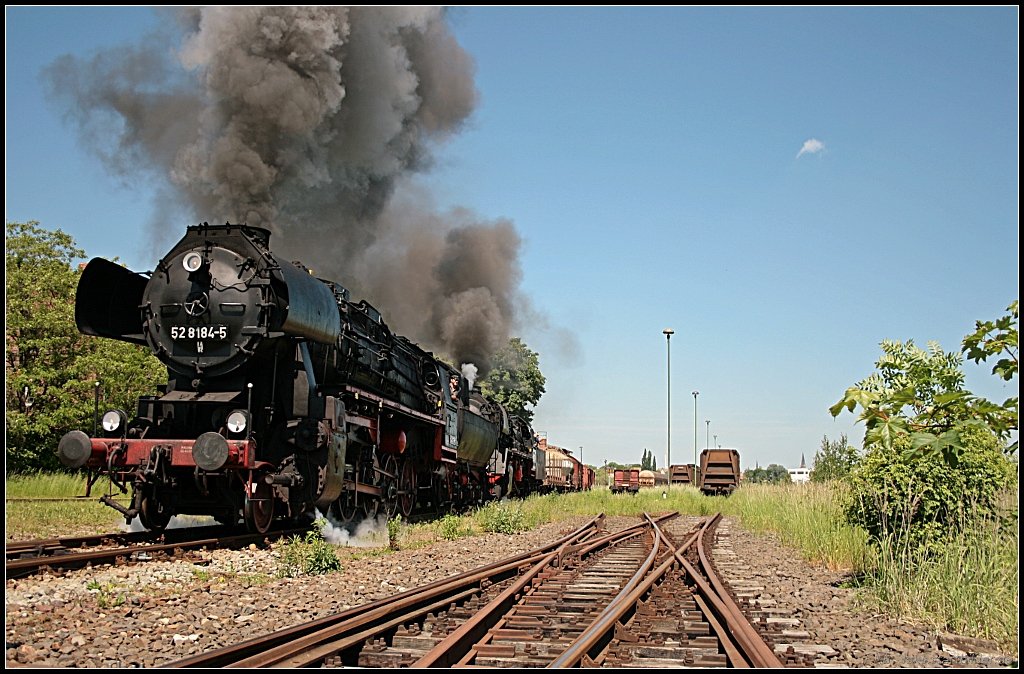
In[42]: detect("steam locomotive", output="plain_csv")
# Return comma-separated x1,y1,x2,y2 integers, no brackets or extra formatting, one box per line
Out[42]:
57,222,543,533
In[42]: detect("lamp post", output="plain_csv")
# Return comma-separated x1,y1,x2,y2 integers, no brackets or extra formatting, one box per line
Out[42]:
663,328,674,471
705,419,710,450
691,391,698,473
714,434,718,448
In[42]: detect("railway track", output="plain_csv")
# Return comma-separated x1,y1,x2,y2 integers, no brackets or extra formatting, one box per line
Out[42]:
168,511,785,668
5,523,310,579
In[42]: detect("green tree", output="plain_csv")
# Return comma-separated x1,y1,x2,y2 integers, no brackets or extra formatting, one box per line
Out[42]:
478,337,546,424
5,221,165,472
764,464,791,483
831,304,1019,552
830,329,1016,462
810,433,859,482
745,464,793,484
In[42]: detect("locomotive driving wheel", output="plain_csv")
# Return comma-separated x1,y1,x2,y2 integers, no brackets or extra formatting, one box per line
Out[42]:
380,454,399,519
138,490,172,531
331,492,358,525
362,494,379,519
244,479,274,534
397,458,417,518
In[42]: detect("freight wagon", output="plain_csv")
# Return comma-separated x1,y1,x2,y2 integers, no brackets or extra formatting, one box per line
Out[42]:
699,449,741,496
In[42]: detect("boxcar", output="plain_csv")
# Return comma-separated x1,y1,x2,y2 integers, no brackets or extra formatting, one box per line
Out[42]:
611,468,640,494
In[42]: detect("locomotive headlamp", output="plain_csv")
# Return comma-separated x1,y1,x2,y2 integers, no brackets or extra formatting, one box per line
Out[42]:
182,252,204,273
227,410,249,435
101,409,127,434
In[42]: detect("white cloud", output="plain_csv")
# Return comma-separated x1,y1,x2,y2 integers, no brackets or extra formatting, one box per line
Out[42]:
796,138,825,159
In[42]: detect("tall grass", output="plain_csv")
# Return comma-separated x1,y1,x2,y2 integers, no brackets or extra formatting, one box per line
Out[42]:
5,501,124,540
513,485,708,525
719,483,871,573
5,470,97,498
5,471,127,540
856,490,1018,653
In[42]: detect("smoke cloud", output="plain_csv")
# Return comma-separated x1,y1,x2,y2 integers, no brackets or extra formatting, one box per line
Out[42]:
44,6,523,373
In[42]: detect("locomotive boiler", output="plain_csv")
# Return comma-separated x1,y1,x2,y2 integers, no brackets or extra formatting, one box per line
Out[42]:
57,222,539,532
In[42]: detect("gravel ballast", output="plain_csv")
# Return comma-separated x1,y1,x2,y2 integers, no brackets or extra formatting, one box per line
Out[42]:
5,515,1016,668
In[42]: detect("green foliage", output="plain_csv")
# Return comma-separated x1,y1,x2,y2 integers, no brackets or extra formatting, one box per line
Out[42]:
844,426,1016,553
831,309,1019,461
475,500,528,534
478,337,546,423
276,518,342,577
963,300,1019,382
435,513,467,541
810,434,860,482
5,221,166,472
387,514,402,550
86,579,127,609
962,300,1018,453
744,464,791,484
829,339,969,456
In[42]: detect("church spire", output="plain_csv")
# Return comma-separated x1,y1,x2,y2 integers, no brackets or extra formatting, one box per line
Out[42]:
800,453,806,469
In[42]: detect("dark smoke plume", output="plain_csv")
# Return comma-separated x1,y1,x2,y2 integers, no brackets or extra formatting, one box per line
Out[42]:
44,6,523,373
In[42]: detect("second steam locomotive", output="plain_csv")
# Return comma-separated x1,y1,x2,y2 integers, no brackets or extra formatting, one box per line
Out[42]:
58,222,584,533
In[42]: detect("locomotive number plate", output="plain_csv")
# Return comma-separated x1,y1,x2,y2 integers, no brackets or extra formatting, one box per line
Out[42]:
171,325,228,340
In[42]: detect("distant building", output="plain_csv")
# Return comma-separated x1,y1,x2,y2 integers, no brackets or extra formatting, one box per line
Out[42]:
788,453,811,483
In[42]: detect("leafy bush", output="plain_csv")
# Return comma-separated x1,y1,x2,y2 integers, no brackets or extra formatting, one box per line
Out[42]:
845,425,1016,552
276,519,341,577
475,500,528,534
435,513,466,541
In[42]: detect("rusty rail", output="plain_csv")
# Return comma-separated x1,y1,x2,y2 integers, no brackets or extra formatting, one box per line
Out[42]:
168,515,606,667
5,524,308,578
411,515,674,668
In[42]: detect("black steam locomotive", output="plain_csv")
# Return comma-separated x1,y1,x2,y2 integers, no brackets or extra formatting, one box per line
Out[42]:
57,223,538,533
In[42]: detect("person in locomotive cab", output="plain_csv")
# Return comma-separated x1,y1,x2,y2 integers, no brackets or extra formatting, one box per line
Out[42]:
449,373,461,401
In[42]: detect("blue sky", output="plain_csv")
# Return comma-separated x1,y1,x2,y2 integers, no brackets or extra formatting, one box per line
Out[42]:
6,7,1019,471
